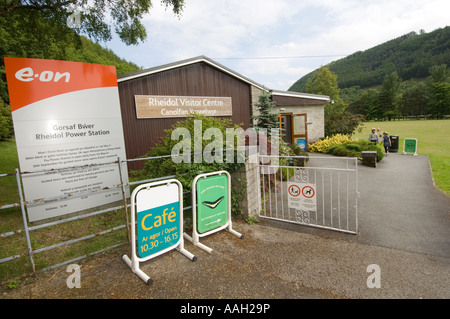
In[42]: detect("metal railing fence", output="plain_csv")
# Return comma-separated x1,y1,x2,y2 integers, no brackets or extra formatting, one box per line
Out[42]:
0,155,197,282
259,155,359,235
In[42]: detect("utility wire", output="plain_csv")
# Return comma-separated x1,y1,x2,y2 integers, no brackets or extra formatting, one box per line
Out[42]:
212,55,347,60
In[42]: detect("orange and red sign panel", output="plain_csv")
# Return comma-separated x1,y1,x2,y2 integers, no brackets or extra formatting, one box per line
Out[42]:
5,57,128,222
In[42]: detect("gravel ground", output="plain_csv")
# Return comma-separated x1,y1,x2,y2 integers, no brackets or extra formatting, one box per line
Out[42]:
1,219,449,300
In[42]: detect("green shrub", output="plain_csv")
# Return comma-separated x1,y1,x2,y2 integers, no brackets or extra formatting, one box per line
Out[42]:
345,143,362,152
138,115,246,222
287,143,309,166
356,140,385,162
313,137,385,161
308,134,353,153
331,145,351,157
326,144,340,154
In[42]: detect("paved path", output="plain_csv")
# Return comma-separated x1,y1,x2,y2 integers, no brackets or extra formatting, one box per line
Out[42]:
278,153,450,258
357,153,450,257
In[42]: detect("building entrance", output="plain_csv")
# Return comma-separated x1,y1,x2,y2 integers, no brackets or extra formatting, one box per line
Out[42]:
279,113,308,150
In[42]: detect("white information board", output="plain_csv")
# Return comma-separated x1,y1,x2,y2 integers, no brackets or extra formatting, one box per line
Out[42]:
5,57,129,222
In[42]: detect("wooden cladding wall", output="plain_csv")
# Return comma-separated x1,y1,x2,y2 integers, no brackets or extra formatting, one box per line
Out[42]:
118,62,252,168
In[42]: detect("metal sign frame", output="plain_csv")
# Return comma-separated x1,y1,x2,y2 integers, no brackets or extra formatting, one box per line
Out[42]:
184,171,243,253
122,179,196,285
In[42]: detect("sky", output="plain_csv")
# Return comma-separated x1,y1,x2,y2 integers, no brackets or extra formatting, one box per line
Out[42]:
104,0,450,91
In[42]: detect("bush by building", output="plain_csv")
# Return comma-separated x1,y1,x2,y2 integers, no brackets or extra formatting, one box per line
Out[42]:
309,134,384,162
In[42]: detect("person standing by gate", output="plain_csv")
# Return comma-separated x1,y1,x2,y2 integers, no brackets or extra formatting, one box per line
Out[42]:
369,128,379,145
382,131,392,155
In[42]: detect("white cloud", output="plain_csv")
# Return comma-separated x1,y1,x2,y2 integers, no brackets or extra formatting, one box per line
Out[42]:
107,0,450,90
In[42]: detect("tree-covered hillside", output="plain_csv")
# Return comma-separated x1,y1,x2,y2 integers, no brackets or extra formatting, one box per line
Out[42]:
289,27,450,92
0,12,141,139
0,14,140,104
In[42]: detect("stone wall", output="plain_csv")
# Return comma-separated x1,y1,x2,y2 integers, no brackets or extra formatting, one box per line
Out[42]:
231,153,260,218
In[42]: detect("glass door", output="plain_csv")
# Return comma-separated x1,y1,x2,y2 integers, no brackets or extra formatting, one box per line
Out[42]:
292,114,308,150
278,114,292,144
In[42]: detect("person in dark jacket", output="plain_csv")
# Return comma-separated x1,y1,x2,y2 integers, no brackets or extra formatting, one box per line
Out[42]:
382,131,391,155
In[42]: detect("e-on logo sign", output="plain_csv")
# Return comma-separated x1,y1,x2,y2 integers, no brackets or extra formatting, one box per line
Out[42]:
15,67,70,83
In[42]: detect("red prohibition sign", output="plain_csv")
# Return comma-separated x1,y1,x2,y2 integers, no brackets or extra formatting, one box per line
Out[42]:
302,186,315,198
288,185,301,197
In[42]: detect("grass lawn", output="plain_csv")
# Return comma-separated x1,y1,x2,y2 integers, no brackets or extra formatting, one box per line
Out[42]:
355,119,450,195
0,138,19,205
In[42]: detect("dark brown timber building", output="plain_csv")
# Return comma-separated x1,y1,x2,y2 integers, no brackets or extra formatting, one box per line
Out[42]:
117,56,329,167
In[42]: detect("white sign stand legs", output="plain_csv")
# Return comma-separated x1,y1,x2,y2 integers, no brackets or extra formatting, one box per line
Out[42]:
122,254,153,285
123,179,196,285
183,222,243,254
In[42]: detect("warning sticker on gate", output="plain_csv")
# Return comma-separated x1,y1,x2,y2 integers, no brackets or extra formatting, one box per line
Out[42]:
287,183,317,211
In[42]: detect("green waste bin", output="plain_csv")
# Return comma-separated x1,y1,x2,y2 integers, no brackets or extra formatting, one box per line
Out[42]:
389,135,399,153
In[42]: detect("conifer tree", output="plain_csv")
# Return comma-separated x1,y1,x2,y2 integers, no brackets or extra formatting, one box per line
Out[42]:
252,91,279,135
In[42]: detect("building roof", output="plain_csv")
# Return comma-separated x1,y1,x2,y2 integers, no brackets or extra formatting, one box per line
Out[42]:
117,55,266,89
117,55,330,103
270,89,330,102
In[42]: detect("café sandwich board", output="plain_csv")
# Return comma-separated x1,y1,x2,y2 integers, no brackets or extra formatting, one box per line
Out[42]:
122,179,196,284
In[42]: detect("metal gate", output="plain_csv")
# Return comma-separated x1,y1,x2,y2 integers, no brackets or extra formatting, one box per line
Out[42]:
259,154,359,234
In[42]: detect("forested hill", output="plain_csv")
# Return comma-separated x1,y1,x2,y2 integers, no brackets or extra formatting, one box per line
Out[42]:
289,26,450,92
0,11,141,139
0,13,141,105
